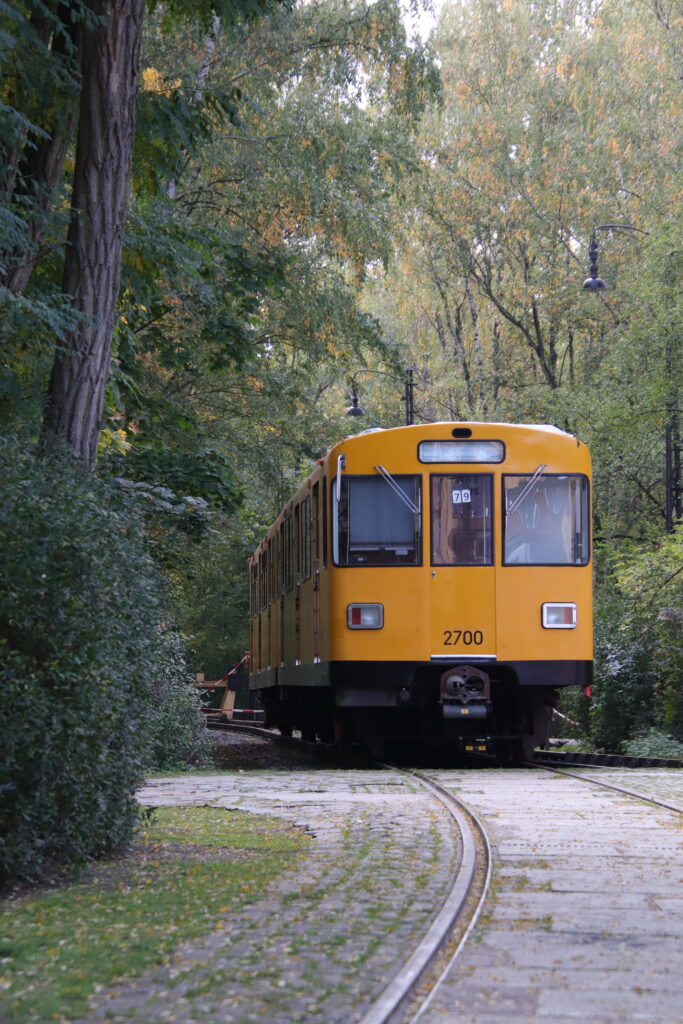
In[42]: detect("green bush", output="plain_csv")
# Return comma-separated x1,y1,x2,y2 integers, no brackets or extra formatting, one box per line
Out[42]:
590,531,683,752
0,438,203,885
623,728,683,760
147,629,211,770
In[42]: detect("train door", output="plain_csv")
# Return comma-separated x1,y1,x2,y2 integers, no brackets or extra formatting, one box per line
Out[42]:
428,473,497,660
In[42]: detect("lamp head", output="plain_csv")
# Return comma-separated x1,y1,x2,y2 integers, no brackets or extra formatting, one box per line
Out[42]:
582,232,606,290
346,393,364,416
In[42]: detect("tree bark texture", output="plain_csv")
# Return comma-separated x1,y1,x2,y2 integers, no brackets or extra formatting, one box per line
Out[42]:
43,0,144,468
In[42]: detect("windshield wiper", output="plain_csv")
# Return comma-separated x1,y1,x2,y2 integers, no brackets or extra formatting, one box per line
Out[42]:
506,464,547,517
374,465,421,515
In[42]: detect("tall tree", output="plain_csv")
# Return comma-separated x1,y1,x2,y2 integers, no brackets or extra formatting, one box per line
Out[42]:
43,0,145,467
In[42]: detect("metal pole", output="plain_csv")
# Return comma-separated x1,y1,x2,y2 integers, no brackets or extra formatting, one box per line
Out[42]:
405,368,414,426
665,337,682,531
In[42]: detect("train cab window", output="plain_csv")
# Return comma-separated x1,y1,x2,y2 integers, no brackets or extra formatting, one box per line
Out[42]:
333,474,421,566
431,475,493,566
504,474,590,565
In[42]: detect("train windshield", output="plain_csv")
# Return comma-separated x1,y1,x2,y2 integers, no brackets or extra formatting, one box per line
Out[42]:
333,474,421,566
430,474,493,565
504,474,590,565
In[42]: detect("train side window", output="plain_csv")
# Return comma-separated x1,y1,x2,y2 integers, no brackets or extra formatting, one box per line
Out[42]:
503,474,590,565
250,561,258,617
333,474,421,566
267,538,274,602
431,474,493,566
259,550,268,609
322,477,328,568
300,494,311,580
279,523,285,594
284,517,294,591
305,493,313,581
312,483,320,567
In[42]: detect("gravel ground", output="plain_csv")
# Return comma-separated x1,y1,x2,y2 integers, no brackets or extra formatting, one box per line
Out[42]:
73,732,462,1024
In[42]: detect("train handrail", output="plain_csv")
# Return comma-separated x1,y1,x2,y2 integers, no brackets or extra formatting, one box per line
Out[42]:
335,453,346,502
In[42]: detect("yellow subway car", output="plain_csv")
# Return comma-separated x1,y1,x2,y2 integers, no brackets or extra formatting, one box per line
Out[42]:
249,422,592,760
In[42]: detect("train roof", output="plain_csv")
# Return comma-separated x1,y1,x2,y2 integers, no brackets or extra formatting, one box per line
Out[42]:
342,421,570,442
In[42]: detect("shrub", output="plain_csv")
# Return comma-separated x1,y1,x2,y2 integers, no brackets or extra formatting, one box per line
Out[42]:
590,531,683,752
147,629,211,771
0,438,190,885
623,728,683,760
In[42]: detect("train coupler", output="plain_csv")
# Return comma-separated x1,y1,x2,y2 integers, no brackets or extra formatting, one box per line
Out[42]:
440,665,491,720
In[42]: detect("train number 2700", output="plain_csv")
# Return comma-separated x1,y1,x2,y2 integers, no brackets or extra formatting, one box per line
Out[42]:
442,629,483,646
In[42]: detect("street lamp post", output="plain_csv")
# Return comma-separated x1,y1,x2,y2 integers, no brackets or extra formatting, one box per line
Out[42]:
581,222,681,530
582,223,648,291
346,368,416,425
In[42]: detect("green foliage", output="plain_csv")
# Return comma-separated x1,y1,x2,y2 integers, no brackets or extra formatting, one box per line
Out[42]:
622,728,683,760
148,0,294,33
175,524,255,679
0,438,200,885
589,531,683,751
134,84,244,192
109,446,242,512
146,630,211,770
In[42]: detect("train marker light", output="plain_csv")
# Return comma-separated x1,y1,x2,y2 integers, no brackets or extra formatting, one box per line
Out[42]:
542,602,577,628
347,603,384,629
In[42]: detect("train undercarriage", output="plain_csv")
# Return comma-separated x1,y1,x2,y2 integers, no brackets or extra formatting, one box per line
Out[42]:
257,663,562,764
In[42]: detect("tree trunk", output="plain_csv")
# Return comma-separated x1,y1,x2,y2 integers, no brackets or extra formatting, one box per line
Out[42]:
43,0,144,468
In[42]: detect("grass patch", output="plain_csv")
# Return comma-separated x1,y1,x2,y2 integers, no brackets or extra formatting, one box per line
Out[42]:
0,806,310,1024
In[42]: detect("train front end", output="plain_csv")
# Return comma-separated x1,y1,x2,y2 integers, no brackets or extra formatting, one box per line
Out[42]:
327,422,592,760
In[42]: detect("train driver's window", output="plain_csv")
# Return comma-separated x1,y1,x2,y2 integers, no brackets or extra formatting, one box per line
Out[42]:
430,475,493,566
333,475,421,566
503,474,590,565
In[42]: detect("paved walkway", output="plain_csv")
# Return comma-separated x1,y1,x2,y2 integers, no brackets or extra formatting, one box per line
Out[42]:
75,768,460,1024
418,768,683,1024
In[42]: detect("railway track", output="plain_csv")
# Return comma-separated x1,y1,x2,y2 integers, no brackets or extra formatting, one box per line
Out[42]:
208,722,493,1021
387,761,681,1023
207,722,682,1022
357,768,491,1024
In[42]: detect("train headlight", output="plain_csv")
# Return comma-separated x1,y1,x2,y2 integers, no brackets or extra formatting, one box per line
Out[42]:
542,602,577,628
347,603,384,629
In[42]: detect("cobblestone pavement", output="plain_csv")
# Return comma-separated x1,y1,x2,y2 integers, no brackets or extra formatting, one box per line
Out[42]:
75,759,461,1024
418,768,683,1024
563,767,683,810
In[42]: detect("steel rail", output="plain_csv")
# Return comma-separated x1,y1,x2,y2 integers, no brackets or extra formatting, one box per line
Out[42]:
357,767,491,1024
208,722,493,1023
526,762,683,815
